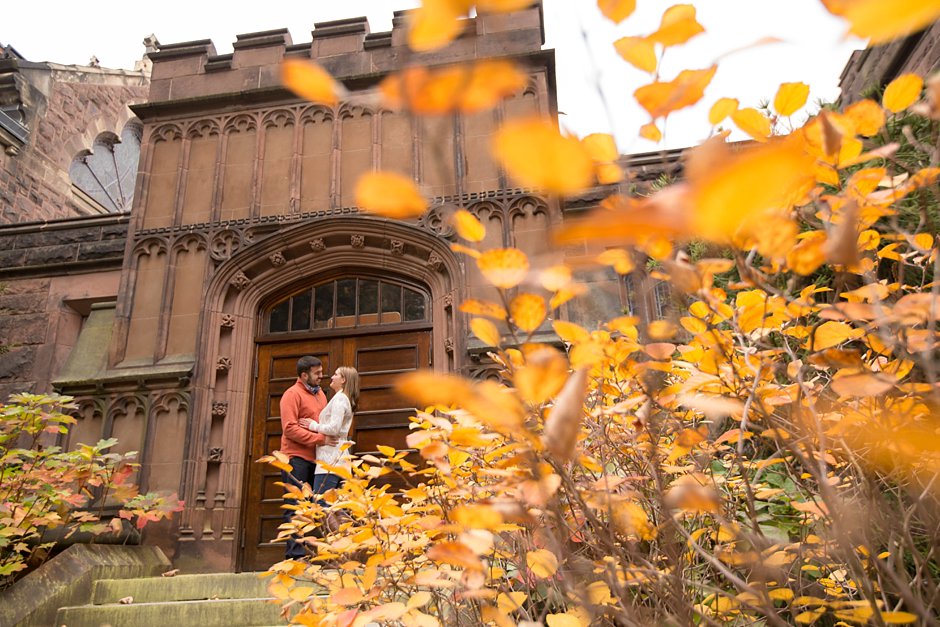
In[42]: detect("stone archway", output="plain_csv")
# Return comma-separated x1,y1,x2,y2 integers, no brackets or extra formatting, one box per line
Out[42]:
174,215,462,571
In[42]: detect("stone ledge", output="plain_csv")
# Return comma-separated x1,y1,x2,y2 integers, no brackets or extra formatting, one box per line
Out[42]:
0,543,171,627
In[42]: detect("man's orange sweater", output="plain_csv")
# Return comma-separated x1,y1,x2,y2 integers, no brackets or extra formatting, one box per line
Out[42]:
279,379,327,463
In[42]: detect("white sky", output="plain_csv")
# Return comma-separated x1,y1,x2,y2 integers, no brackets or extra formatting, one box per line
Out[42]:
3,1,865,151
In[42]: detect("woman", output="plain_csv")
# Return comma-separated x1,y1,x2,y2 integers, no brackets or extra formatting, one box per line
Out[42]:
304,366,359,497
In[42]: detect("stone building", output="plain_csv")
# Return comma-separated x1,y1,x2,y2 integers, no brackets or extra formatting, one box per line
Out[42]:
1,5,664,573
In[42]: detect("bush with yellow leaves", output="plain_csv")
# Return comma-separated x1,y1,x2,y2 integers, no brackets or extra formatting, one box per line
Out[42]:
264,1,940,625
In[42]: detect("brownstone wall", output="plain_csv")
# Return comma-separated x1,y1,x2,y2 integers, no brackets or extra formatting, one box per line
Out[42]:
840,22,940,104
0,62,148,224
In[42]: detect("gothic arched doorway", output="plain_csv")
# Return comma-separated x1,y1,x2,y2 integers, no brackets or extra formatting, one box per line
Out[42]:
240,272,432,570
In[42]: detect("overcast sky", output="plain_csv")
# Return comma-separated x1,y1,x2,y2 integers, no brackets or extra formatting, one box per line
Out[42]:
3,1,864,151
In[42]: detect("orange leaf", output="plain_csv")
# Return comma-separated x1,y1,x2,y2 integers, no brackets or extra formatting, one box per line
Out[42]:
685,134,815,242
407,0,465,52
513,346,569,405
708,97,739,125
598,0,636,23
640,122,663,142
471,318,501,346
460,60,528,113
477,248,530,289
427,541,484,570
844,99,885,136
354,171,427,218
460,299,508,319
731,107,772,141
453,209,485,242
648,4,705,47
830,369,895,397
879,611,919,624
614,36,657,73
476,0,533,12
820,0,940,44
635,66,717,119
281,59,341,106
510,293,547,333
773,82,809,116
811,321,865,351
582,133,619,163
883,73,923,113
493,117,594,194
553,320,590,344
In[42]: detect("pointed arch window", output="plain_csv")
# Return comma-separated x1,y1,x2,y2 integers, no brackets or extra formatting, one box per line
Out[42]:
69,122,142,213
267,278,429,334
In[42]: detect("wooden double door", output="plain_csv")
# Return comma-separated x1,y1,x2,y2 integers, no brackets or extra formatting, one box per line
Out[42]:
240,328,431,571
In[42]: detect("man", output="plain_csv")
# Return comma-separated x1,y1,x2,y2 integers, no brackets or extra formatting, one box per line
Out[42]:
279,355,336,559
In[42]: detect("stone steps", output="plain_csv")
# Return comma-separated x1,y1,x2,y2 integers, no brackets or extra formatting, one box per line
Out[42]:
54,572,308,627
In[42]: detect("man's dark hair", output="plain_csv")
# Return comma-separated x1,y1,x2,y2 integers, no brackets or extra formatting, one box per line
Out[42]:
296,355,322,377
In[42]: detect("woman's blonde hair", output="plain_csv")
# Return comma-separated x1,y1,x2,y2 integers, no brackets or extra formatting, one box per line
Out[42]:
337,366,360,409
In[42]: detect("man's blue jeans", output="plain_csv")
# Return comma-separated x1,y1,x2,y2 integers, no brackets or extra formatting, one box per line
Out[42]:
311,472,342,505
281,456,316,560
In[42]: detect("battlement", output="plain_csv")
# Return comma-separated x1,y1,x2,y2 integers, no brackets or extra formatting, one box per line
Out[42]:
145,4,545,105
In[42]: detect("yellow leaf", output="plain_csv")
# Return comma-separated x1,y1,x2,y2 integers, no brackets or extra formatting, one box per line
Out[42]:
598,0,636,23
376,444,397,457
635,66,716,119
709,97,739,125
539,265,573,291
281,59,341,106
844,98,885,136
513,347,569,404
879,611,919,624
460,298,507,319
289,586,315,602
453,209,485,242
648,4,705,47
553,320,590,344
768,588,795,602
597,248,636,274
380,60,526,115
331,586,364,606
355,171,427,218
883,73,923,113
812,321,865,351
614,36,657,73
407,591,433,610
830,369,895,397
582,133,619,163
686,134,815,242
459,60,529,113
546,613,583,627
774,82,810,116
647,319,676,340
496,591,527,614
407,0,464,52
821,0,940,44
493,117,594,194
526,548,559,578
471,317,501,347
427,541,484,570
640,122,663,142
795,608,826,624
477,248,530,289
787,231,828,275
587,580,613,605
509,293,547,333
595,163,624,184
731,107,772,141
451,504,504,530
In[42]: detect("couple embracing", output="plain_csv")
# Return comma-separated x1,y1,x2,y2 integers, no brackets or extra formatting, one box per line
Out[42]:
278,355,359,560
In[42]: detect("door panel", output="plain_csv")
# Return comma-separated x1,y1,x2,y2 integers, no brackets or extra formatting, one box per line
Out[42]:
240,329,430,571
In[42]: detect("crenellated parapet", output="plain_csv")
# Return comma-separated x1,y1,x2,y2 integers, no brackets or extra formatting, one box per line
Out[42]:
143,5,545,107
